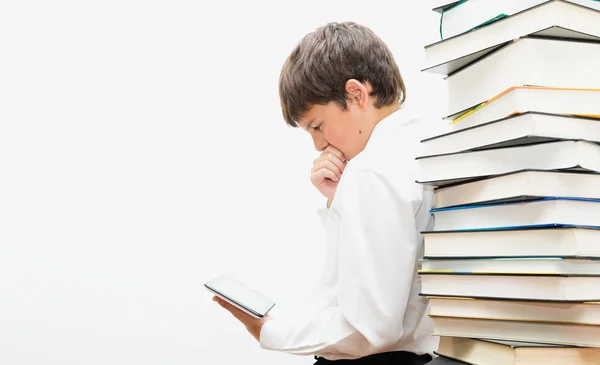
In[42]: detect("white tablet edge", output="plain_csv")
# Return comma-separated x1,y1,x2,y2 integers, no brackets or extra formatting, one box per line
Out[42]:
205,285,266,319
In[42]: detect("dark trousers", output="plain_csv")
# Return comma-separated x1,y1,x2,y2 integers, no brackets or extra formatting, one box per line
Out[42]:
314,351,433,365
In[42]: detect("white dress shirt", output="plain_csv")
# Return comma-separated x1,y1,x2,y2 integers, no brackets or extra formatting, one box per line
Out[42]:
260,108,439,360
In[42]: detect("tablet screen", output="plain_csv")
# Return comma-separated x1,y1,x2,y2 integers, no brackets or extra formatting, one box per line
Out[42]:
205,274,275,317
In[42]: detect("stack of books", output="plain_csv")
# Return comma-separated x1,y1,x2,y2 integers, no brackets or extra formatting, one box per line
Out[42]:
418,1,600,364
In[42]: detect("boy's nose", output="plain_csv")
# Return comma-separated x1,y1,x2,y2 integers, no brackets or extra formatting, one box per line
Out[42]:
312,135,328,152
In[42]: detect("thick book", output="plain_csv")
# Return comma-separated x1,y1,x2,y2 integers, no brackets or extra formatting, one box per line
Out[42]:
416,140,600,187
423,0,600,73
432,170,600,209
436,336,600,365
428,297,600,325
421,257,600,275
426,26,600,78
435,86,600,137
440,0,600,40
431,316,600,347
430,197,600,231
420,272,600,301
423,226,600,259
420,112,600,156
444,37,600,117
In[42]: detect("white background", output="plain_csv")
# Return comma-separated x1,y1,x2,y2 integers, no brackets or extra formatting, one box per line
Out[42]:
0,1,446,364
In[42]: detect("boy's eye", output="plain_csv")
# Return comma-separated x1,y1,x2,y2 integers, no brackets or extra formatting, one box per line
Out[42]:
312,124,321,131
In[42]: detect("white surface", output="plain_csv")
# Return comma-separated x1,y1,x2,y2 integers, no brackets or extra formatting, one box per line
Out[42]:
0,1,444,365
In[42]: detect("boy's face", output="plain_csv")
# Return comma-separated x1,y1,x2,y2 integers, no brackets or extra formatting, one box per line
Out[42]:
298,99,373,161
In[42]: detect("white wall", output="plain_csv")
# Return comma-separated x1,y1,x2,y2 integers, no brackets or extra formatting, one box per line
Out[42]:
0,1,445,364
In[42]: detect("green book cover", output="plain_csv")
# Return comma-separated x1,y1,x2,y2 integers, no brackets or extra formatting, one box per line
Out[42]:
439,0,600,40
440,12,508,39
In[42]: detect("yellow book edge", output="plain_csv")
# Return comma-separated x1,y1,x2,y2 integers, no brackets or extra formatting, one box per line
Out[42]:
425,296,600,305
429,314,600,327
432,332,597,347
438,336,600,349
449,85,600,125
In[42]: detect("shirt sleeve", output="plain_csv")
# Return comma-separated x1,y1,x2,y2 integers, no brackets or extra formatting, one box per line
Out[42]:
316,208,329,228
259,166,420,358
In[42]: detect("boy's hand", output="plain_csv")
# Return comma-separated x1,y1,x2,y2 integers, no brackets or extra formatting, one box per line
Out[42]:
213,296,271,342
311,146,347,205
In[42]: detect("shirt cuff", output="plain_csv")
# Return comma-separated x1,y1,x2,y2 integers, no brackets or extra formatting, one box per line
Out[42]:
259,319,288,350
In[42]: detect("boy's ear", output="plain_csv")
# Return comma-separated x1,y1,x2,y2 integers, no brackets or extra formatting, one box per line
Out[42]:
345,79,368,111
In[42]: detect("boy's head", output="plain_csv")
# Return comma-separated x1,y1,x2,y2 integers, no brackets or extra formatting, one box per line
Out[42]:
279,21,405,160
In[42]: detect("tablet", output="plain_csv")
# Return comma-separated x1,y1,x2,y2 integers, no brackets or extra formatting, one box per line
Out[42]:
205,274,275,318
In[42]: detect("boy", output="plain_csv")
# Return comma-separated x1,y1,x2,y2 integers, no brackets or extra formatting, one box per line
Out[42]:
213,21,438,364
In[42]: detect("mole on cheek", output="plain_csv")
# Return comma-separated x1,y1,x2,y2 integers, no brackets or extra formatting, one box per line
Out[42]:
359,130,362,134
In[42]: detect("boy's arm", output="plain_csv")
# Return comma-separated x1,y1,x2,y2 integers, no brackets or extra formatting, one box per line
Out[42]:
260,167,421,358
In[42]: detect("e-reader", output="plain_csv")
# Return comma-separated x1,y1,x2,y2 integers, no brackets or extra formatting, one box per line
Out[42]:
205,274,275,318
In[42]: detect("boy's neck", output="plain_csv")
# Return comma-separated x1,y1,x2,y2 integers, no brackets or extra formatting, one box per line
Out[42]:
373,103,401,126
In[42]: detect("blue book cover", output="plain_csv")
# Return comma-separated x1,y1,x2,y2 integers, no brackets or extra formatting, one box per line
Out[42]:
430,196,600,213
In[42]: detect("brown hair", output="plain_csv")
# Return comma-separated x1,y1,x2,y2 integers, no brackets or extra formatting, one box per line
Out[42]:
279,21,406,127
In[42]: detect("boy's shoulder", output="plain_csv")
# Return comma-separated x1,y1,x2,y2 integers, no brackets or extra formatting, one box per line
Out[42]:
351,107,424,173
336,108,425,202
338,108,430,213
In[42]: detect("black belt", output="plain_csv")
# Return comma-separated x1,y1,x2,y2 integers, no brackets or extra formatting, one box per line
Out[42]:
314,351,432,365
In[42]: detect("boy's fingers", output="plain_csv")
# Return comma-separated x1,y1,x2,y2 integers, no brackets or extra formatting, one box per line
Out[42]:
311,160,341,177
323,145,346,162
314,152,346,172
324,154,346,172
215,297,249,321
311,168,339,184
